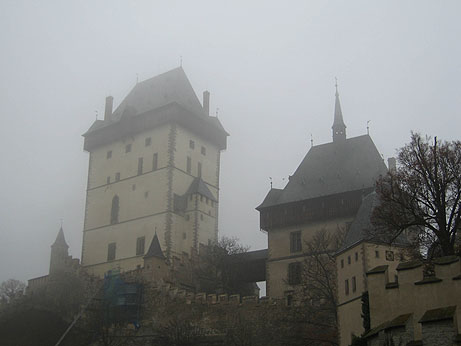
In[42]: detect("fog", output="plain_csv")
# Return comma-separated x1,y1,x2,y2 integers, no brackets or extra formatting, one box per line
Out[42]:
0,1,460,284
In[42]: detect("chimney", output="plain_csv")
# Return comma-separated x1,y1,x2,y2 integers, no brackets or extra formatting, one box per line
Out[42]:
203,91,210,116
104,96,114,121
388,157,397,172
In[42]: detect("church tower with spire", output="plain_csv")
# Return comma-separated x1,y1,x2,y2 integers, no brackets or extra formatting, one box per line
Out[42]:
81,67,228,277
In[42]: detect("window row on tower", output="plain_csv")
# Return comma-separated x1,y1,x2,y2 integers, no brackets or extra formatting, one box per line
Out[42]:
107,236,146,262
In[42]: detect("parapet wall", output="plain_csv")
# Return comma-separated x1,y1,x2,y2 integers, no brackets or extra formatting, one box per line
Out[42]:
366,256,461,341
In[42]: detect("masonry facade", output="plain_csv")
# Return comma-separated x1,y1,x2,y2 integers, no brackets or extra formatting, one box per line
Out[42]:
81,68,228,277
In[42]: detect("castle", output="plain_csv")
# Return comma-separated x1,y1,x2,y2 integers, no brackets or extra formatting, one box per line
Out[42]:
27,68,460,346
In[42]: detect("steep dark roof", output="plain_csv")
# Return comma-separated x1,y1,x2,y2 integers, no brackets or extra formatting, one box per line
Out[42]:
185,178,217,202
337,192,410,254
258,135,387,209
111,67,204,121
83,67,228,138
51,227,68,249
144,233,165,259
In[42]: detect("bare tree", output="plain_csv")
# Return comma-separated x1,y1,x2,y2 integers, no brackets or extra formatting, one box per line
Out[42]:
297,228,345,346
198,236,250,294
0,279,25,303
372,133,461,257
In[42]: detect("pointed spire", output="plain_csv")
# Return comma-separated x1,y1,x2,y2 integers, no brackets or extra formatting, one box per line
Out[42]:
52,227,69,249
332,78,347,142
144,233,166,259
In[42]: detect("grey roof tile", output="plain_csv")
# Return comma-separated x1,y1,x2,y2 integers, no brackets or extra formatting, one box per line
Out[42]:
258,135,387,209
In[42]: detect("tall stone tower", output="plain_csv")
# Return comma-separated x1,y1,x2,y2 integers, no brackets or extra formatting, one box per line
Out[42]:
81,67,228,277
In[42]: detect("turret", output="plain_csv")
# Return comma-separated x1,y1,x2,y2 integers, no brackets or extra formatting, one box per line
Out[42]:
49,227,70,274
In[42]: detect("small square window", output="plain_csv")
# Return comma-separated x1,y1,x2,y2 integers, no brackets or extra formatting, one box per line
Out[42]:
107,176,111,184
348,256,351,265
187,157,191,174
345,279,349,295
201,146,206,155
375,250,380,258
138,157,143,175
145,137,151,146
355,252,358,261
107,150,112,159
189,140,195,149
352,276,356,293
152,153,158,171
198,162,202,177
136,237,145,256
125,144,132,153
288,262,301,285
341,259,344,268
107,243,116,261
115,172,120,181
290,231,302,253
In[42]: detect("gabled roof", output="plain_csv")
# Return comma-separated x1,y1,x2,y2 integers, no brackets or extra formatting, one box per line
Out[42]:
52,227,69,249
185,177,217,202
257,135,388,209
144,233,165,259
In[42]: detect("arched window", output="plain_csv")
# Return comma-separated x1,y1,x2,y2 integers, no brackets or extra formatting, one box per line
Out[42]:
110,195,119,224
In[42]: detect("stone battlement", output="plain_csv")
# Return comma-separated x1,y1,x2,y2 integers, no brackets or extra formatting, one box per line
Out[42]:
366,256,461,343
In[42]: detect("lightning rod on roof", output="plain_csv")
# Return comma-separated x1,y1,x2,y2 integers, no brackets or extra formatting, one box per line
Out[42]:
269,177,273,189
367,120,371,135
310,133,313,147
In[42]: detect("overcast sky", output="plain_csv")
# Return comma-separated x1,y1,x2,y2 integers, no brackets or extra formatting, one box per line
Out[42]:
1,1,460,284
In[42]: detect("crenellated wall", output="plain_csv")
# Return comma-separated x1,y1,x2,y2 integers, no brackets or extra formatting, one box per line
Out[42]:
366,256,461,342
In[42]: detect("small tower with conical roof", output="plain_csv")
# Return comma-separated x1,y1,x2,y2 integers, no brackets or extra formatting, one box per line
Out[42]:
143,233,169,281
49,227,71,274
332,81,347,142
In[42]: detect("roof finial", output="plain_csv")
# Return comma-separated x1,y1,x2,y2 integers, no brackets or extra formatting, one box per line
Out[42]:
310,133,314,147
215,107,219,117
335,77,339,96
367,120,371,135
95,110,98,120
269,177,273,189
